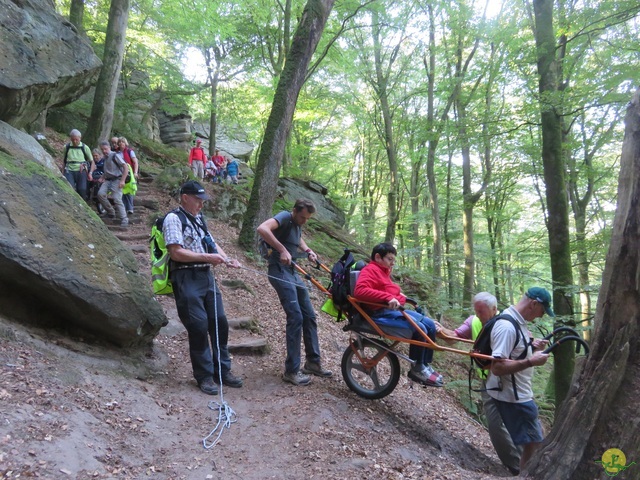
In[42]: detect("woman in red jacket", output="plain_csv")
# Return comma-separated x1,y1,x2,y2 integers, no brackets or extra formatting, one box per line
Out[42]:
354,242,444,387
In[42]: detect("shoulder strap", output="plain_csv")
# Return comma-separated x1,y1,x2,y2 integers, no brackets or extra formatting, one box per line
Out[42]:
492,314,527,359
178,207,209,235
63,144,71,164
82,144,92,163
174,208,189,233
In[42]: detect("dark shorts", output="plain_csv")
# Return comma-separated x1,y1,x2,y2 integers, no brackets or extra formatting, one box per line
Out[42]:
494,399,544,445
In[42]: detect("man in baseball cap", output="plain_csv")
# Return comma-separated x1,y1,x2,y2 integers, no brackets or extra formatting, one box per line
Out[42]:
180,180,210,200
525,287,555,317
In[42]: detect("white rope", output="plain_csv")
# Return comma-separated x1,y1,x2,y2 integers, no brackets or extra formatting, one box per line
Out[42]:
201,260,322,449
202,270,237,450
235,263,316,290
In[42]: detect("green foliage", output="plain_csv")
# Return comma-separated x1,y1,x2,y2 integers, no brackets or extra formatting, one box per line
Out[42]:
63,0,637,360
155,165,193,194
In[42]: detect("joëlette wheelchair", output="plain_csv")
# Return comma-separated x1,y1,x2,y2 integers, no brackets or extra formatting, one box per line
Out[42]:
294,261,589,401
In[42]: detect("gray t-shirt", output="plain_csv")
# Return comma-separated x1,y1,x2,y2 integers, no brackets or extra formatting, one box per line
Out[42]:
102,152,127,179
267,211,300,265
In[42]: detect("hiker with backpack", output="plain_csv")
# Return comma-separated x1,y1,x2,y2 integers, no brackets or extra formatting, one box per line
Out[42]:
163,180,243,395
353,242,444,387
435,292,522,475
62,129,94,201
484,287,552,473
88,148,105,215
117,137,139,214
96,141,129,227
189,139,207,181
226,157,239,184
257,198,333,386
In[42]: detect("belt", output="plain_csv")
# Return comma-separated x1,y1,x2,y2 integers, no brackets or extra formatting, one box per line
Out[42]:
172,264,210,271
105,175,122,180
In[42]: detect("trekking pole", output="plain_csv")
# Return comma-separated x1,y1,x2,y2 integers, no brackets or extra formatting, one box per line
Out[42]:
292,261,331,295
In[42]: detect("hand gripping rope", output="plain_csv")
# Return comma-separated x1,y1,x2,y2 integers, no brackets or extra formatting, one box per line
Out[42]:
202,268,237,450
201,258,326,450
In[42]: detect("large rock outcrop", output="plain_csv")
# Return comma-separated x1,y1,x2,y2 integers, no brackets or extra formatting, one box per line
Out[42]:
0,0,101,130
158,111,192,150
0,121,167,347
279,178,345,227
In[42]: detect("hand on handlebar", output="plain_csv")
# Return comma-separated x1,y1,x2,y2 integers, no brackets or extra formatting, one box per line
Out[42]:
529,351,550,367
531,338,550,351
279,250,292,266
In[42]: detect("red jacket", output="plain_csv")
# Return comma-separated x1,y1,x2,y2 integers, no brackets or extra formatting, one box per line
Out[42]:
353,261,406,310
189,147,207,164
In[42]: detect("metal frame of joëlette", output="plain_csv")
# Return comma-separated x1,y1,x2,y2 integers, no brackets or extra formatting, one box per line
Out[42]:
293,261,495,365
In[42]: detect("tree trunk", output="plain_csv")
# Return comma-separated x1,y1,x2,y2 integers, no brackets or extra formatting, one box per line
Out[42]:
409,136,424,268
204,49,220,155
443,150,454,300
574,209,592,340
69,0,85,33
459,101,475,308
85,0,130,149
533,0,575,410
525,87,640,480
238,0,335,248
371,9,399,244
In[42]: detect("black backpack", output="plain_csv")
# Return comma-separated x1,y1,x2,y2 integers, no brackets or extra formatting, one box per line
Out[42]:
63,142,92,169
472,314,529,367
327,249,356,320
471,313,531,400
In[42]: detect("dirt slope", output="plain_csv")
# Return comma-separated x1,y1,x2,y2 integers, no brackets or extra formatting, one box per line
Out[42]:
0,179,514,480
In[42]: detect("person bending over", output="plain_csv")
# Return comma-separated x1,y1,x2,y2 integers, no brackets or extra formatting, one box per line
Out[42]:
435,292,522,475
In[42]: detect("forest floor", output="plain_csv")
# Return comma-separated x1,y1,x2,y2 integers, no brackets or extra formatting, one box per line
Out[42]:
0,167,518,479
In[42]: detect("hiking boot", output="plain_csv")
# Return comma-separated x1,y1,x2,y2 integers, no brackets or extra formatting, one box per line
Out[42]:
301,361,333,377
282,371,312,386
216,371,243,388
408,364,444,387
198,377,218,395
127,209,134,214
120,218,129,227
107,213,116,220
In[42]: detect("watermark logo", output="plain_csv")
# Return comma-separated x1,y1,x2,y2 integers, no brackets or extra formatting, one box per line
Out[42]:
596,448,636,477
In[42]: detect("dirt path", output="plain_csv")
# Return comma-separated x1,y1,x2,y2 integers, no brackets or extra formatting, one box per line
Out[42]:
0,180,513,480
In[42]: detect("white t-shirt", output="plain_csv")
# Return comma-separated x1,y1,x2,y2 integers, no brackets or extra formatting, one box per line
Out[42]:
486,306,534,403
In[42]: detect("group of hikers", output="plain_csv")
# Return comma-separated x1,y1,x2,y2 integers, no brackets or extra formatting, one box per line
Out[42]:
61,129,138,227
188,139,240,185
163,179,554,475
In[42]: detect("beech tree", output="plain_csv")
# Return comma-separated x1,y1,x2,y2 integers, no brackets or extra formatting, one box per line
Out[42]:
85,0,130,148
239,0,336,248
525,87,640,480
69,0,85,33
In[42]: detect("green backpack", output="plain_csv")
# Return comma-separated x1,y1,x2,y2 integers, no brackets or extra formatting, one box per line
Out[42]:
150,208,187,295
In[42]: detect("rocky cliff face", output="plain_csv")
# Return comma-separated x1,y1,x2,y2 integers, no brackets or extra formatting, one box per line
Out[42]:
0,122,167,346
0,0,101,130
158,111,193,151
279,178,345,227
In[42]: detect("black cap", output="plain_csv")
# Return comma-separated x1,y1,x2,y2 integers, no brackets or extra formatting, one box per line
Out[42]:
180,180,210,200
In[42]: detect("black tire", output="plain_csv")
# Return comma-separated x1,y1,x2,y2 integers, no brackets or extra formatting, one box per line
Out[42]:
341,338,400,400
